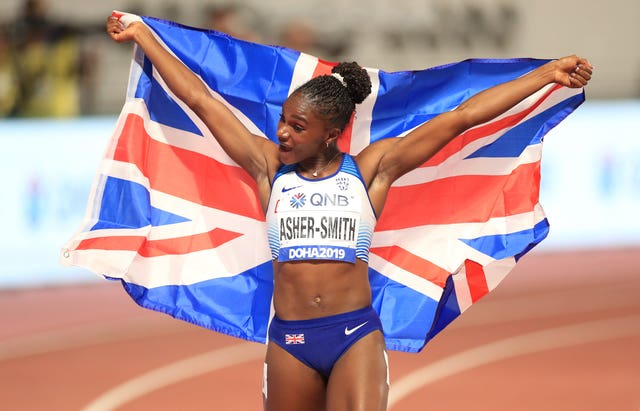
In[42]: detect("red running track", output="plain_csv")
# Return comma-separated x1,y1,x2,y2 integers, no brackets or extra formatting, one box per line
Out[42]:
1,247,639,410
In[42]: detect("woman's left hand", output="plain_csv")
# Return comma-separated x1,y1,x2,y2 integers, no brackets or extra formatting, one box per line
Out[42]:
553,55,593,88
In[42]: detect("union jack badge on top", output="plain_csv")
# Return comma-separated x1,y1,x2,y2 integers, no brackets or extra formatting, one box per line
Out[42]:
285,333,305,344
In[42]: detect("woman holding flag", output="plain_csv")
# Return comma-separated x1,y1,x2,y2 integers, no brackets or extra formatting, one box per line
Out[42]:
107,12,591,411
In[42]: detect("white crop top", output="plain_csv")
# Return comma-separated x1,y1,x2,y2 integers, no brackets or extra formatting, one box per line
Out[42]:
266,154,376,263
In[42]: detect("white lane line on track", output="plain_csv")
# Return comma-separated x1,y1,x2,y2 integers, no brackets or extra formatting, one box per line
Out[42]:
5,281,634,361
80,342,265,411
0,318,184,361
388,314,640,409
460,282,640,327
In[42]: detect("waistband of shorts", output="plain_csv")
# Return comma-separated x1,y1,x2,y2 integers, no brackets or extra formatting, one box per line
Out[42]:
271,305,377,329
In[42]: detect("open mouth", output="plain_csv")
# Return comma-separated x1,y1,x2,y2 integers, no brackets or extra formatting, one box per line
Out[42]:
279,144,292,152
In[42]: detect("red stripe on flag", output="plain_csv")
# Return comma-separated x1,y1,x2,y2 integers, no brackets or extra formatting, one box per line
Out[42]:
76,236,144,252
464,259,489,302
76,228,242,256
312,59,334,77
370,245,450,287
376,161,541,230
114,114,264,221
423,84,561,167
139,228,242,257
338,115,355,154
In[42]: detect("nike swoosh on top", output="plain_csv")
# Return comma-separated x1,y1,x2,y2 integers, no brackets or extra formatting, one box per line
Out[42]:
344,321,368,336
282,185,302,193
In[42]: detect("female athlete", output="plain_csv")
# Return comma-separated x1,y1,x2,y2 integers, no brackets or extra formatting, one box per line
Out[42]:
107,13,591,411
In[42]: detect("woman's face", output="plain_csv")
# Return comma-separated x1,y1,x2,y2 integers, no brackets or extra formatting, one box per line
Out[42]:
276,93,336,164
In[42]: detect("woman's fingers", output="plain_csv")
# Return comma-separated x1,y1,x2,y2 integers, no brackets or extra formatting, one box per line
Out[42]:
560,57,593,88
573,63,593,86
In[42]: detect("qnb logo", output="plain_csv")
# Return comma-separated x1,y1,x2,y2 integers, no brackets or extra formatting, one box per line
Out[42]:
309,193,350,207
290,193,306,208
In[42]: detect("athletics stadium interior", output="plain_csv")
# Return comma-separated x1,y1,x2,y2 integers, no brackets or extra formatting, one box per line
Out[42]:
1,0,639,410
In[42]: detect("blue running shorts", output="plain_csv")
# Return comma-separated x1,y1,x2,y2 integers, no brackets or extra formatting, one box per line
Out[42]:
268,305,383,378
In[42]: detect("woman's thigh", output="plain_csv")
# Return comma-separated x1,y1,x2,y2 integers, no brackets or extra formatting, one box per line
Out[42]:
263,341,327,411
325,330,389,411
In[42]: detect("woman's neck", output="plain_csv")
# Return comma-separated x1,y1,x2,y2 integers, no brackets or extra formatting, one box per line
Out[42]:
298,148,342,177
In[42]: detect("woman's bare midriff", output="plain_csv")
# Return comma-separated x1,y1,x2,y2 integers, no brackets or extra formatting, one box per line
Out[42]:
272,258,372,320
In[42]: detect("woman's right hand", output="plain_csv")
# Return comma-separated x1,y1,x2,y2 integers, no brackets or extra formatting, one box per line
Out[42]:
550,55,593,89
106,13,143,43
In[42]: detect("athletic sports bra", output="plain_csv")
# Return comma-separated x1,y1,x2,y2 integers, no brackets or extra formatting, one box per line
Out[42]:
266,154,376,263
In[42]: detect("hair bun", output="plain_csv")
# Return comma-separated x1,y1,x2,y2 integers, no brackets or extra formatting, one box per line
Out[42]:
332,62,372,105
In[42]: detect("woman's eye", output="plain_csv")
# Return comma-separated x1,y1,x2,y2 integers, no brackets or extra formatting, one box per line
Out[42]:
279,114,303,132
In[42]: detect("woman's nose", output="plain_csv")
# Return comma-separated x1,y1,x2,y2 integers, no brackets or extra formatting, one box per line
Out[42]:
277,126,290,140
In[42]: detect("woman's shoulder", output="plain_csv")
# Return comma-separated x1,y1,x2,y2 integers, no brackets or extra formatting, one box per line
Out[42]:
354,137,398,185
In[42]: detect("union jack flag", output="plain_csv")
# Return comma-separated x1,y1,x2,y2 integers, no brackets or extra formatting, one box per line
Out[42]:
60,16,584,352
285,334,306,345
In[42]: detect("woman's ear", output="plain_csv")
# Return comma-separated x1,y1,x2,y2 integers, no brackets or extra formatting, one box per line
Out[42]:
325,127,342,146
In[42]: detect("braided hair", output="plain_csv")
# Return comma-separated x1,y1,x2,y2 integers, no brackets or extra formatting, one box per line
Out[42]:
290,62,372,131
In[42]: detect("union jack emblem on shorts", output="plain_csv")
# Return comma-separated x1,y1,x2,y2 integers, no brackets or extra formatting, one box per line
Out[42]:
285,333,305,344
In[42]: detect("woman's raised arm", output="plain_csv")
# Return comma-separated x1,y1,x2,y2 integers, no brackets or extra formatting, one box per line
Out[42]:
365,56,592,192
106,13,279,186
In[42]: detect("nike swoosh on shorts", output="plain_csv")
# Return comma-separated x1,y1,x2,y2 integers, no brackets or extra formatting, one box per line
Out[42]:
344,321,368,336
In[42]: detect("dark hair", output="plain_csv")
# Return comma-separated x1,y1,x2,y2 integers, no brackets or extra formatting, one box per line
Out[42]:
291,61,372,130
